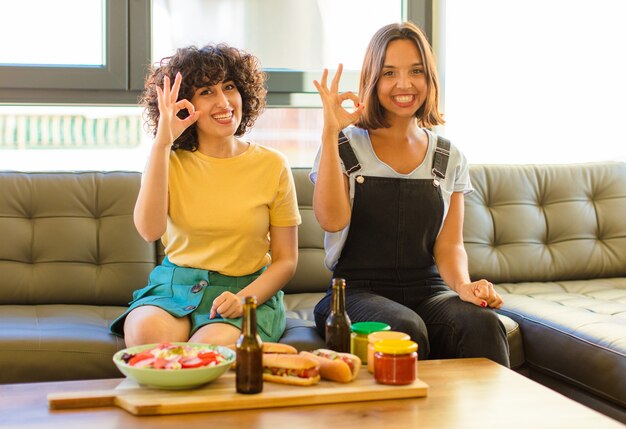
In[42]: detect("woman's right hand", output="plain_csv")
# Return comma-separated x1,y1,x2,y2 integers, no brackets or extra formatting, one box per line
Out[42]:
155,72,201,146
313,64,364,133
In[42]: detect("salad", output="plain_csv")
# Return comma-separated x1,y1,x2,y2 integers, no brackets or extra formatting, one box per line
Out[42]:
119,342,228,370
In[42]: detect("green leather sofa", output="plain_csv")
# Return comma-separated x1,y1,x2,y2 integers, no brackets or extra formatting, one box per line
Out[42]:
0,163,624,423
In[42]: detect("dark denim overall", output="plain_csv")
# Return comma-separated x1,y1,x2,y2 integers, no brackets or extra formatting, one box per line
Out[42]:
313,132,509,366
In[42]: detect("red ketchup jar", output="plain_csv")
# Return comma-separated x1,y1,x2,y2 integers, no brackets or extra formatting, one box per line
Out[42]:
373,339,418,385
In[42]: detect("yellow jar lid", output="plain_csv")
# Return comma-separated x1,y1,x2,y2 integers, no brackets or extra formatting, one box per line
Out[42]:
368,330,411,343
374,339,418,354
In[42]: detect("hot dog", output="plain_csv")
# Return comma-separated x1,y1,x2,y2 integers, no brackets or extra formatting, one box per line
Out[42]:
227,342,298,371
300,349,361,383
262,353,320,386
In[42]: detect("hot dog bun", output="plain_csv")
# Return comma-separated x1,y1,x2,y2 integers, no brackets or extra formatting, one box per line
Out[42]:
225,342,297,354
262,353,320,386
300,349,361,383
263,342,297,354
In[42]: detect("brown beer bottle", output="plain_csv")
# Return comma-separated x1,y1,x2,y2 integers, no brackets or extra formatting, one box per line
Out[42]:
236,296,263,394
325,278,352,353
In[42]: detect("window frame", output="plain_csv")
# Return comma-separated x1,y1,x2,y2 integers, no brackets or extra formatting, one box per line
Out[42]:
0,0,431,106
266,0,432,107
0,0,149,104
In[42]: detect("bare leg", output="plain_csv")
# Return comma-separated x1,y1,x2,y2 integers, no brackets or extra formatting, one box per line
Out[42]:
189,322,241,346
123,305,191,347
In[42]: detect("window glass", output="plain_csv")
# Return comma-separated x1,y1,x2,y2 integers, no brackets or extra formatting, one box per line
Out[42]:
0,105,321,171
0,106,147,171
247,108,323,167
0,0,104,66
2,0,412,171
442,0,626,163
152,0,402,70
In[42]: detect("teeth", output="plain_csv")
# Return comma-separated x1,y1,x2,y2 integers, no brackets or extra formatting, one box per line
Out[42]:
213,113,232,120
393,95,414,103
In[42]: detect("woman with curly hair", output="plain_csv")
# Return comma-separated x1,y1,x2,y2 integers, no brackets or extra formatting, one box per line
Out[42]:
110,44,301,347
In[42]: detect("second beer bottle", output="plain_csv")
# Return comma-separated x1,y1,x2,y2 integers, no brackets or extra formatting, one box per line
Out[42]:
325,277,351,353
236,296,263,394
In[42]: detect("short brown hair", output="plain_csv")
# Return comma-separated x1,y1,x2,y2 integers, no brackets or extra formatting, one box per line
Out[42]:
356,22,444,129
141,44,267,151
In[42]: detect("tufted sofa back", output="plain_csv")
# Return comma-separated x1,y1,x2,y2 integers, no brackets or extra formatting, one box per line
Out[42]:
0,171,155,306
464,163,626,283
0,169,331,307
282,168,332,293
3,163,624,306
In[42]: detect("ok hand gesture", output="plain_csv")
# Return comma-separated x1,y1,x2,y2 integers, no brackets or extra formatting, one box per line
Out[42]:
313,64,365,132
155,72,201,146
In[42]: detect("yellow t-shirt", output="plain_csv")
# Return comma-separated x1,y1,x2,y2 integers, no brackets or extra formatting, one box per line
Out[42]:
162,143,301,276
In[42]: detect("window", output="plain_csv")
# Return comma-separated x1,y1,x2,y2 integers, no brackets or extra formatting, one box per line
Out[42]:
0,0,430,170
440,0,626,164
0,0,149,104
152,0,405,106
150,0,425,165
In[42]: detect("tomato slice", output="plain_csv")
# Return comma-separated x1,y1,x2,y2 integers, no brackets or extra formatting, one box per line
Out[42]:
180,357,205,368
131,357,155,368
198,351,219,360
128,351,154,366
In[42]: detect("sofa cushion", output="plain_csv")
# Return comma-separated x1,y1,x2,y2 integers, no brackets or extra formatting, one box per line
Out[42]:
496,278,626,408
0,172,155,306
0,304,126,383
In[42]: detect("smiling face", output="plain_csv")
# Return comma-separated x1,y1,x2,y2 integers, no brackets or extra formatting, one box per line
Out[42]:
375,39,428,123
190,80,243,141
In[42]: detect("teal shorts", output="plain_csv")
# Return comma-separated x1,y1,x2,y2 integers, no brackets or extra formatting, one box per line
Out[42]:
110,257,286,342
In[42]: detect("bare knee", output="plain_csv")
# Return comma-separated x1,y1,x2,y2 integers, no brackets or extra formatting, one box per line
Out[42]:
123,306,190,347
189,323,241,346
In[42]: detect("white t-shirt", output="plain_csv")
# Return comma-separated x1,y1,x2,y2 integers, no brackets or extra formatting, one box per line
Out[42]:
309,126,473,271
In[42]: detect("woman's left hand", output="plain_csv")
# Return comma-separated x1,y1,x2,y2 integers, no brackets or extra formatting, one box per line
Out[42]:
457,279,503,309
210,292,243,319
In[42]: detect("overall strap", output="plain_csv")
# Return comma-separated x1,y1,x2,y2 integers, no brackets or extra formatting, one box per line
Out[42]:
338,131,451,179
432,135,451,183
337,131,362,174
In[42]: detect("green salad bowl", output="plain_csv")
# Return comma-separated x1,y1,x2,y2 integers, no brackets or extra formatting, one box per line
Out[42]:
113,342,235,390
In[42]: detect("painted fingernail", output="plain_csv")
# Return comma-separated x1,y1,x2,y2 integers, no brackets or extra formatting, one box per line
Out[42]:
481,301,487,307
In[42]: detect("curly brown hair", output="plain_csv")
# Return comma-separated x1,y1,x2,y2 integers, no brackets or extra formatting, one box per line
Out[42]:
141,44,267,151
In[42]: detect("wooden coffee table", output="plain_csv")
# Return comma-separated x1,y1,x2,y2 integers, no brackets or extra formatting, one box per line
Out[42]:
0,358,622,428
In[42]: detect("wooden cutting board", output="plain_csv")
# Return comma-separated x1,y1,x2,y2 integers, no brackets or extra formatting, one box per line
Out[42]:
48,370,428,416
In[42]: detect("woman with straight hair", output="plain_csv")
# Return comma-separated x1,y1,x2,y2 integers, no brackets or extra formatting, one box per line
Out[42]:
310,22,509,366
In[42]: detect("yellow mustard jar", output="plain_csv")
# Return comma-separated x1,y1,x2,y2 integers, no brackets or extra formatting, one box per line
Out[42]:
350,322,390,364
